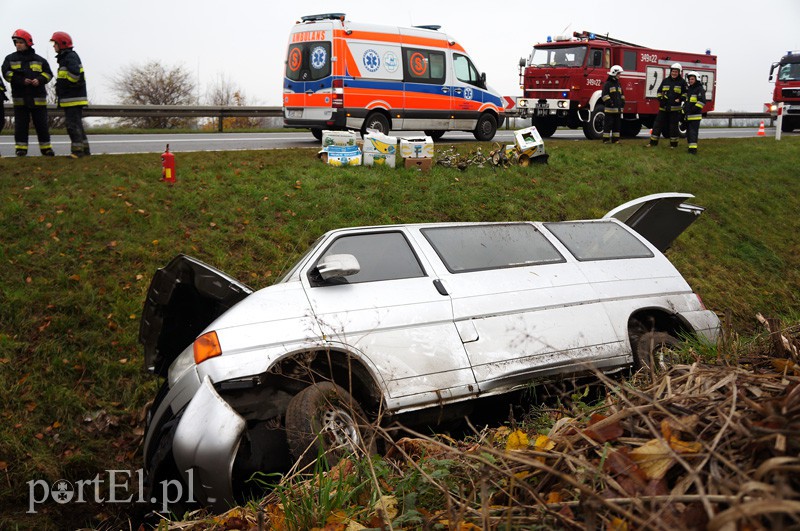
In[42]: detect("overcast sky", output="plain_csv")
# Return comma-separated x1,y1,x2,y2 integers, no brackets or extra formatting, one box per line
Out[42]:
3,0,798,112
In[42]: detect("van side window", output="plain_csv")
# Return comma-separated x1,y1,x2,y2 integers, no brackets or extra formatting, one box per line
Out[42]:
286,41,332,82
403,48,446,84
453,54,480,86
312,232,426,285
544,221,654,261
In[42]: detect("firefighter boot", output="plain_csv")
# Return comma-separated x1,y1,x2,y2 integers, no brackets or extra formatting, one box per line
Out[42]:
16,149,27,157
688,147,697,155
42,148,55,157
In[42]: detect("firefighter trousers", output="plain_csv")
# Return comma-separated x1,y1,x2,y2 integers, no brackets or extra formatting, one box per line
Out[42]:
65,106,90,155
14,105,52,154
603,112,621,143
686,120,700,153
649,110,681,147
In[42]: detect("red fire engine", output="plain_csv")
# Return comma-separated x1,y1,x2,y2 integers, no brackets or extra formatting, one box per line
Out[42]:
515,31,717,139
766,51,800,133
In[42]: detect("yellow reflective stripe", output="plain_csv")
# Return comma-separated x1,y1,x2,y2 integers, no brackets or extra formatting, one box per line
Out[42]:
695,102,704,109
30,63,43,72
689,96,698,102
41,72,52,81
58,68,81,83
60,98,88,107
10,62,21,69
15,144,28,150
687,115,702,120
34,98,47,106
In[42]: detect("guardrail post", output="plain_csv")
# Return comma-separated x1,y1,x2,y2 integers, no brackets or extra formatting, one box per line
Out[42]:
218,113,224,133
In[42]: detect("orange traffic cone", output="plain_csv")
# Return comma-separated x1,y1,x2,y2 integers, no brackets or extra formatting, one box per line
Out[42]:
757,121,766,137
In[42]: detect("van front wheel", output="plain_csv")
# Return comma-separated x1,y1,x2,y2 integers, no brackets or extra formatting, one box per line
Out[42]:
473,113,497,141
362,113,390,136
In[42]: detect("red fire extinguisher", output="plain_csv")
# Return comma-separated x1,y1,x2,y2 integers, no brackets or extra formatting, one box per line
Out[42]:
161,144,176,183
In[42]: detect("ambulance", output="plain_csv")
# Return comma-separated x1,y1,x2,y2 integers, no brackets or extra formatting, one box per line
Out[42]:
283,13,508,141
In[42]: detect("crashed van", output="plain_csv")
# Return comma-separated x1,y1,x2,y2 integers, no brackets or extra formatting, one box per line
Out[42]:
140,193,719,510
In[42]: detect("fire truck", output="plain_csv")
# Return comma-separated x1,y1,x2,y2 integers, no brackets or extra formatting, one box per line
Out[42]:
766,51,800,133
515,31,717,139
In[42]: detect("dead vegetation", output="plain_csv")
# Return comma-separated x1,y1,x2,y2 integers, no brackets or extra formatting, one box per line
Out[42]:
144,319,800,530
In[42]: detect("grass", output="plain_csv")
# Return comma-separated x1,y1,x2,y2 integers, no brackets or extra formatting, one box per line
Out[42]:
0,136,799,528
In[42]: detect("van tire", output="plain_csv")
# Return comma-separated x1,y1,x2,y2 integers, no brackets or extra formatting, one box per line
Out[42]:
362,112,390,136
311,128,323,141
633,331,681,373
473,113,497,141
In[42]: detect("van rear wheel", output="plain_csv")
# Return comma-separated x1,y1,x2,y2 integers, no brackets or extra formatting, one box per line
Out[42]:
634,331,681,373
311,128,323,141
473,113,497,141
362,112,390,136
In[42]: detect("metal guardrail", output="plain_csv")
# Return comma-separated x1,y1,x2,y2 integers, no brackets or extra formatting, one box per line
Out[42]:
2,104,771,131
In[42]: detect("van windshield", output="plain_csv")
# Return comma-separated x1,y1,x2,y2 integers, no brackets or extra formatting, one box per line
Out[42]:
286,41,332,81
530,45,587,68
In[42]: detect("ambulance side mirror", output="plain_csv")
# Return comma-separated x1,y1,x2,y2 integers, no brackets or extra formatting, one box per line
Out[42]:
480,72,487,88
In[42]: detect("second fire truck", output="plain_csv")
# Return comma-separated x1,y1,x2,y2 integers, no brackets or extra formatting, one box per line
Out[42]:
766,51,800,133
516,31,718,139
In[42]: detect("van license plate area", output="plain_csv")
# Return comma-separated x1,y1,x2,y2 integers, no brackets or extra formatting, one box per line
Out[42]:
287,109,303,118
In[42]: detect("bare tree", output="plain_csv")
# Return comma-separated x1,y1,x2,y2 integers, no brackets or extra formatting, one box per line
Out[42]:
110,61,197,128
204,73,260,130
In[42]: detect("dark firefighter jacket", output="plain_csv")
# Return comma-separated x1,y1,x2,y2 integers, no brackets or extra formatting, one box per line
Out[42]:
54,48,88,107
656,75,687,112
0,75,7,101
601,76,625,113
684,81,706,120
1,47,52,107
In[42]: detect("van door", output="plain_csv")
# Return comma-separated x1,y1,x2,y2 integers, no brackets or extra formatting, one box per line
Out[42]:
284,25,334,124
401,46,451,131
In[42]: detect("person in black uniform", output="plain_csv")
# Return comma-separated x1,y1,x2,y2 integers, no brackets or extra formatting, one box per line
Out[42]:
601,65,625,144
0,74,7,157
683,71,706,155
647,63,687,149
2,29,54,157
51,31,90,158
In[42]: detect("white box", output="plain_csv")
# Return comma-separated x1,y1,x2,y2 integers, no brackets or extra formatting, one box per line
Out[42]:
399,136,434,159
321,130,358,148
513,126,545,158
324,145,362,166
363,131,398,168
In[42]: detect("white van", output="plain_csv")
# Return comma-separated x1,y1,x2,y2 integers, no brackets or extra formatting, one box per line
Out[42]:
282,13,510,140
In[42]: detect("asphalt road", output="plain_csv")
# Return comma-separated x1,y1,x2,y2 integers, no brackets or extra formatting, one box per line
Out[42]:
0,127,790,157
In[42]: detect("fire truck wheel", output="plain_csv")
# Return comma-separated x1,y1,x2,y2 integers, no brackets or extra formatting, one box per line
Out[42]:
311,128,323,141
781,121,795,133
362,112,391,136
473,113,497,141
620,120,642,138
532,117,558,138
583,106,605,140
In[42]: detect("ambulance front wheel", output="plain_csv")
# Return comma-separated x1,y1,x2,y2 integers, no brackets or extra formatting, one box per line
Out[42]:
473,113,497,141
362,112,390,136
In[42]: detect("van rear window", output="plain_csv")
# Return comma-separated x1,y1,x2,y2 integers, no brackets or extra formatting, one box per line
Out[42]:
286,41,332,81
544,221,654,261
421,224,564,273
403,48,446,84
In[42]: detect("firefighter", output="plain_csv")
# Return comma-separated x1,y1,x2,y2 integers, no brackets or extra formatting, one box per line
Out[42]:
1,29,54,156
647,63,687,148
601,65,625,143
51,31,90,158
0,75,6,156
683,71,706,155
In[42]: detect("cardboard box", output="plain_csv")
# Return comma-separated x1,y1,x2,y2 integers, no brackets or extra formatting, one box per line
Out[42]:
321,130,358,148
363,131,398,168
404,157,433,171
399,136,434,159
324,145,362,167
513,126,546,159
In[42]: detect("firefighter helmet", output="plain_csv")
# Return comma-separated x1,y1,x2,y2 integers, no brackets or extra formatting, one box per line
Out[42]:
686,70,699,80
608,65,623,76
11,29,33,47
670,62,683,72
50,31,73,48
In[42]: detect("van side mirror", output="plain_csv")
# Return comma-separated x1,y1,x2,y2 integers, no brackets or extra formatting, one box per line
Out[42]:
480,72,487,88
316,254,361,281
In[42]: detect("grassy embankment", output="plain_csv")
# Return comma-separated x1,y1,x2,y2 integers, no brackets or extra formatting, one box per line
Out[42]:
0,135,798,528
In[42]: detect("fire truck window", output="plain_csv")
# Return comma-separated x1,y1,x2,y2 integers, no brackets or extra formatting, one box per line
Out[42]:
779,63,800,81
403,48,446,84
604,49,611,69
623,51,636,72
454,54,479,85
590,49,603,67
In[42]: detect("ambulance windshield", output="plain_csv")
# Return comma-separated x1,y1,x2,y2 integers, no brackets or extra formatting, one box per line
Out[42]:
530,45,587,68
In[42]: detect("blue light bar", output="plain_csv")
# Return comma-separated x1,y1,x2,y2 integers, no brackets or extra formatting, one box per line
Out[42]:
547,35,552,43
706,49,711,55
589,33,596,40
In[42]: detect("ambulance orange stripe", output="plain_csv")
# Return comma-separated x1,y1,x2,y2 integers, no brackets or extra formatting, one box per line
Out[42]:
342,41,362,77
333,29,466,52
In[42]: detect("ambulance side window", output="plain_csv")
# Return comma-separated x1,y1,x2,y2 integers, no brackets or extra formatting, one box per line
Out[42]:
403,48,446,84
454,54,480,86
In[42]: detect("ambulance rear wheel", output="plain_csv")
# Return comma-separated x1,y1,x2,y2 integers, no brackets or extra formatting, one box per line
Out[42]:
473,113,497,141
311,128,323,141
583,106,604,140
424,130,445,140
362,112,390,136
532,117,558,138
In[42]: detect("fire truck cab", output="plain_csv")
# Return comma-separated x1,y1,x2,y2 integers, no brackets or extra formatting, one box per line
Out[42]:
516,31,717,140
767,51,800,132
283,13,508,141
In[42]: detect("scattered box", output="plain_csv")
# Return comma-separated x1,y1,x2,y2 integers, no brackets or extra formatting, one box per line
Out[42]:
404,157,433,171
324,145,362,166
399,136,434,159
363,130,398,168
321,130,358,148
513,126,546,159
